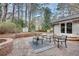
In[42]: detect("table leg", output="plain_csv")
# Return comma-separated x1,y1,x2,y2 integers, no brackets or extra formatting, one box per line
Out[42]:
49,38,51,43
65,41,67,48
57,39,59,48
41,39,43,44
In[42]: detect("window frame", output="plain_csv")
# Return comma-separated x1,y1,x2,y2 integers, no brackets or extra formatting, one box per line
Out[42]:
61,23,65,33
66,22,72,34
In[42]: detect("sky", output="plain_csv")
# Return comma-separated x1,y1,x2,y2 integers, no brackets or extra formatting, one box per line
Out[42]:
8,3,58,13
49,3,58,14
8,3,58,18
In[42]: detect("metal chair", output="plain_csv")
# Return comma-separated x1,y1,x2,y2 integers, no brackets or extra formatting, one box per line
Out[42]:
46,34,52,43
53,35,58,44
54,35,67,48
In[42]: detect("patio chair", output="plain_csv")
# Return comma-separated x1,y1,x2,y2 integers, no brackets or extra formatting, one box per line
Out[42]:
46,34,52,43
41,33,52,43
53,35,58,44
54,35,67,48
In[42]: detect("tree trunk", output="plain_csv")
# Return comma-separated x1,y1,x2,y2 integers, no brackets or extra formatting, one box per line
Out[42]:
25,3,27,26
0,3,2,19
21,4,23,19
27,3,32,32
1,3,8,22
17,3,20,21
12,3,15,22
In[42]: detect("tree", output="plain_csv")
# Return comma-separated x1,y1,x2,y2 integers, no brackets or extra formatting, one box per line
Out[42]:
26,3,31,32
56,3,69,18
0,3,2,19
27,3,44,32
12,3,15,21
19,3,24,19
17,3,20,21
56,3,79,18
25,4,27,23
30,20,35,31
42,7,52,31
1,3,8,22
69,4,79,14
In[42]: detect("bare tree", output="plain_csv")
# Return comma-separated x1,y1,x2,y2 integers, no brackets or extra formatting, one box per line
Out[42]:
25,3,28,26
12,3,15,21
0,3,2,19
1,3,8,22
17,3,20,21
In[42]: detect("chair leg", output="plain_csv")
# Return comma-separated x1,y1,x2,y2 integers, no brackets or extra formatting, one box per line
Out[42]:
53,40,56,44
49,38,51,43
57,41,59,48
32,39,35,44
61,42,63,44
41,39,43,44
65,41,67,48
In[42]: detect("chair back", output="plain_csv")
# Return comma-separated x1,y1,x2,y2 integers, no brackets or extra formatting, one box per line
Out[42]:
53,35,57,39
61,35,67,41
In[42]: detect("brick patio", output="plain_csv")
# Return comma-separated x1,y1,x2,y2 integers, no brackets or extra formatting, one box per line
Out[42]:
7,37,79,56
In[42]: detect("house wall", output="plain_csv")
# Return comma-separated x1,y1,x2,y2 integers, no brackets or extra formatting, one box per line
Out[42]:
54,20,79,36
54,24,61,35
53,18,79,41
72,23,79,35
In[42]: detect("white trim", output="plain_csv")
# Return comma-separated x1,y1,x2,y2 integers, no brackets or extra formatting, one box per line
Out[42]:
65,23,67,34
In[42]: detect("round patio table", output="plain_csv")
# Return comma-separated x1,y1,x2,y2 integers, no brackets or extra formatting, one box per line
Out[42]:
33,35,44,45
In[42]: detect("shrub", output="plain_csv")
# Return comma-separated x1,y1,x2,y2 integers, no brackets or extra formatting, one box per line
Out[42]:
36,30,46,32
15,24,22,33
13,19,25,28
0,21,22,34
30,22,35,32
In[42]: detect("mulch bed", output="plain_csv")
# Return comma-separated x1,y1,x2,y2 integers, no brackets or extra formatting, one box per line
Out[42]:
0,34,15,38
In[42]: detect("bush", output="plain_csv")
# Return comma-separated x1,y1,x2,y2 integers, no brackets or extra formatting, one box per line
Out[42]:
15,24,22,33
36,30,46,32
13,19,25,28
30,21,35,32
0,21,22,34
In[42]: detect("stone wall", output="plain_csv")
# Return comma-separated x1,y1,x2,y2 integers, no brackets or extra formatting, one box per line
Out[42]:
0,38,13,56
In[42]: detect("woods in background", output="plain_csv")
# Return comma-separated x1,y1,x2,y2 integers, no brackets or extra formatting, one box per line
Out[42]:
0,3,79,33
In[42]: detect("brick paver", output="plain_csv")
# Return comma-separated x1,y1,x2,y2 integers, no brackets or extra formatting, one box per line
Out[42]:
7,37,79,56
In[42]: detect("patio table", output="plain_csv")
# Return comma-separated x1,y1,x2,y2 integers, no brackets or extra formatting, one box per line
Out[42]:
41,33,47,37
41,33,52,43
33,35,44,45
33,33,52,45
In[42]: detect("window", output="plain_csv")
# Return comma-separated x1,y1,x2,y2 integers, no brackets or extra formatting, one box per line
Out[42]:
67,22,72,33
61,23,65,33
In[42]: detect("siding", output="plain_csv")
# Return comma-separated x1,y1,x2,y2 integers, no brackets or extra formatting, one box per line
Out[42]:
72,23,79,35
54,22,79,37
54,24,60,35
